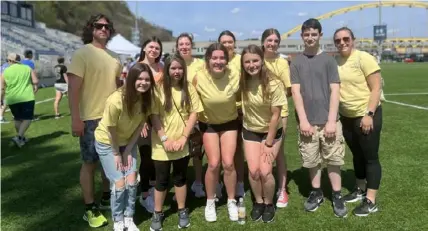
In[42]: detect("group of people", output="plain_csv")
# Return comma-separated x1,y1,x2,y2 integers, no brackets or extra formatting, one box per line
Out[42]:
3,13,383,231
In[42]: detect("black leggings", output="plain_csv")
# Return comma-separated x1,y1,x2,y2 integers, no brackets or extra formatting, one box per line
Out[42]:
340,106,383,190
139,144,156,193
154,156,190,191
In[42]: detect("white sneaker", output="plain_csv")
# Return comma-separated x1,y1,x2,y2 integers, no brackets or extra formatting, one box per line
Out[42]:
236,181,245,198
227,199,238,221
124,217,139,231
136,173,141,184
113,220,125,231
205,199,217,222
139,188,154,213
12,136,24,148
215,182,223,202
191,181,206,198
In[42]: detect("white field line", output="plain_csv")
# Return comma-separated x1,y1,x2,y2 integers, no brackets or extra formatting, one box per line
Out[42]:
384,93,428,96
5,98,55,112
385,100,428,110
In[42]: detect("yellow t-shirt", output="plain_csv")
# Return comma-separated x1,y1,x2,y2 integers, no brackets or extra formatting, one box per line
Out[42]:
336,50,381,118
229,53,241,73
186,58,205,83
242,78,287,133
151,84,204,161
194,67,240,124
264,56,290,117
94,89,149,146
68,44,122,121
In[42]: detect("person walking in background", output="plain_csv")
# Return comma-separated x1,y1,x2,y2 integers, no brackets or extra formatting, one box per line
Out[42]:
1,53,38,148
334,27,383,217
0,59,10,123
53,57,68,119
21,50,35,70
290,18,347,218
67,14,122,228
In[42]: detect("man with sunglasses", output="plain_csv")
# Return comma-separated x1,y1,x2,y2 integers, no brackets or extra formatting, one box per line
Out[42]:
67,14,123,229
290,18,347,218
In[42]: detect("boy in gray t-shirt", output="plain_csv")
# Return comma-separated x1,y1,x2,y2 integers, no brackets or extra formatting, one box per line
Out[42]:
290,18,347,218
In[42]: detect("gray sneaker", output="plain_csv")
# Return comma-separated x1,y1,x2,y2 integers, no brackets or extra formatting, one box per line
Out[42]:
150,212,164,231
178,208,190,229
332,193,348,218
304,191,324,212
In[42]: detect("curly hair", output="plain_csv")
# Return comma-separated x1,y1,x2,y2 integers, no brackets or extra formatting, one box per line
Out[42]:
81,14,116,44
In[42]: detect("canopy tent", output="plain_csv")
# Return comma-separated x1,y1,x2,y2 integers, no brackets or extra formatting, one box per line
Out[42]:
107,34,140,57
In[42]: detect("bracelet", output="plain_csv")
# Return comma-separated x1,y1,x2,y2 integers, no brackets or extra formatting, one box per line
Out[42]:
265,142,273,148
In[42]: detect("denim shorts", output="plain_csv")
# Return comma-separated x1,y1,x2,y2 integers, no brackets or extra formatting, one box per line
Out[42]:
79,119,101,163
95,141,138,182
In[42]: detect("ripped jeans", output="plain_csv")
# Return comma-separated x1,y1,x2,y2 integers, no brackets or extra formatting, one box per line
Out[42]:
95,141,138,222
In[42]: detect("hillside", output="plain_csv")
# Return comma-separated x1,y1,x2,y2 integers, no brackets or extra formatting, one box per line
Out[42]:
30,1,174,43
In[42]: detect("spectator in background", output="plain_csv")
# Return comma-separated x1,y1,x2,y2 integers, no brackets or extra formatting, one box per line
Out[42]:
1,53,39,148
21,50,35,70
53,57,68,119
0,60,10,123
67,13,122,228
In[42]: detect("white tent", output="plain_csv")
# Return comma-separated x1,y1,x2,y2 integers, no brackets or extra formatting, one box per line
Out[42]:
107,34,140,57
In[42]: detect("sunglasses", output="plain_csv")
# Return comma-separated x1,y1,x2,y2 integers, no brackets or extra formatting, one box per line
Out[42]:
334,37,351,44
93,23,112,30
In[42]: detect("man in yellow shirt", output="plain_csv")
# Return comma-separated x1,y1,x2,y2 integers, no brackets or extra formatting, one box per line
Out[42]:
67,14,122,228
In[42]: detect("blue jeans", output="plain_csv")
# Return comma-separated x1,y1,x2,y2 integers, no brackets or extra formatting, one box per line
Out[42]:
95,141,138,222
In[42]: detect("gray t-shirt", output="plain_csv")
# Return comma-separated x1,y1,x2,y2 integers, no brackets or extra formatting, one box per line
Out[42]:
290,52,340,125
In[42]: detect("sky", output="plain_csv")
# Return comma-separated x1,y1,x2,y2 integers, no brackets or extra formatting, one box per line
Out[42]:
125,1,428,41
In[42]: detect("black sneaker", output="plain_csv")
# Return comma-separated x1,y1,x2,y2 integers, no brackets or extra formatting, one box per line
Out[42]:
332,193,348,218
262,204,275,223
251,203,265,221
304,190,324,212
343,187,366,203
353,198,378,217
150,212,164,231
178,208,190,229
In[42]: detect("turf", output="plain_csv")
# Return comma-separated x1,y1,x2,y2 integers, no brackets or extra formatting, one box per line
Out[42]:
1,63,428,231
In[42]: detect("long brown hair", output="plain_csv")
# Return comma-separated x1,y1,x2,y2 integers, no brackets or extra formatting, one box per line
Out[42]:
240,44,271,102
162,54,191,113
124,63,155,117
204,43,229,72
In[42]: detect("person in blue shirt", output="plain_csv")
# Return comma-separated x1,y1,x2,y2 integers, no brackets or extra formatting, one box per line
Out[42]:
20,50,35,70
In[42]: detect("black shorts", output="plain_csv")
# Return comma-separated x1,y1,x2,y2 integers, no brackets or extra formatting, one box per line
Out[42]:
198,119,239,133
242,127,283,143
9,100,35,120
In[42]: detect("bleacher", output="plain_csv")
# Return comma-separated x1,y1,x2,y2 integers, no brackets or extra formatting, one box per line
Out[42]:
1,21,83,86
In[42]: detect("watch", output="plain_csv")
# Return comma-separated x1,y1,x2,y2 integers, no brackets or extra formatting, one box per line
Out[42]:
161,135,168,142
366,111,375,117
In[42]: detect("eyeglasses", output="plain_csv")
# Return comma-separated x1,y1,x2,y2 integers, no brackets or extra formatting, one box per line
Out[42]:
334,37,351,44
93,23,111,30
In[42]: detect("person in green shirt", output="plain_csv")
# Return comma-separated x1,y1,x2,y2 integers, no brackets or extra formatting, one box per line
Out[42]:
1,52,39,148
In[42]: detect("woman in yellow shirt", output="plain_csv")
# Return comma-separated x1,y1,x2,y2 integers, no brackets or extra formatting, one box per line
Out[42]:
334,27,383,217
261,28,290,208
217,30,245,199
149,54,203,230
194,43,240,222
94,63,156,231
175,32,206,198
241,44,286,223
136,37,164,213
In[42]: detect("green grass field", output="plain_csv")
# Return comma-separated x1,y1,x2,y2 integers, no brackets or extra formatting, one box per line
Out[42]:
1,63,428,231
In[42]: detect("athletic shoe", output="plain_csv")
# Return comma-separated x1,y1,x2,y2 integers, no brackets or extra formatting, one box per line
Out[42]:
178,208,190,229
353,198,378,217
150,212,164,231
343,187,366,203
227,199,238,221
304,190,324,212
113,220,125,231
12,136,24,148
262,204,275,223
124,217,139,231
251,203,265,221
332,193,348,218
276,189,289,208
82,207,108,228
140,188,155,213
191,181,206,198
205,199,217,222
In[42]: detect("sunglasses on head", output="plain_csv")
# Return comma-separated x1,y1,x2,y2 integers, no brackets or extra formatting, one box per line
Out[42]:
334,37,351,44
93,23,111,30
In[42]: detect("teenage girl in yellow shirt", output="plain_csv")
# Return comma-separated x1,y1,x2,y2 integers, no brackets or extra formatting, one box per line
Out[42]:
94,63,156,231
240,45,287,223
261,28,290,208
194,43,240,222
218,30,245,199
175,33,206,198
